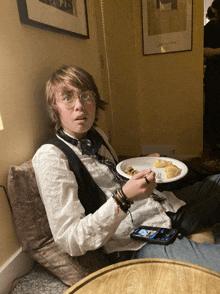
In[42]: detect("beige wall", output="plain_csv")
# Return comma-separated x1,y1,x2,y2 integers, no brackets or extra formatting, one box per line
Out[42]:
101,0,204,159
0,0,204,267
0,0,107,267
136,1,204,159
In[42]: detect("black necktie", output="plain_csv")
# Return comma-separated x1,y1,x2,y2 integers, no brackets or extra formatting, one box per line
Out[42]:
58,129,127,184
58,129,102,156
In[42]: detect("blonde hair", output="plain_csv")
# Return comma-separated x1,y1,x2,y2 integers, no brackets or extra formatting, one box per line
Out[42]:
45,65,107,132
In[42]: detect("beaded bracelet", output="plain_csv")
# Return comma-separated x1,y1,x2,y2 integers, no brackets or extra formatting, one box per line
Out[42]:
112,194,129,213
112,188,133,213
117,188,134,206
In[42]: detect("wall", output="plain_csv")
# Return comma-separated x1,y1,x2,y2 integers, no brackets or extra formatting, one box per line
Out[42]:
0,0,107,268
98,0,141,156
101,0,204,159
135,0,204,159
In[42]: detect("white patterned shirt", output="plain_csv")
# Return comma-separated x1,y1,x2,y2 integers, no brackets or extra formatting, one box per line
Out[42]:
32,127,185,256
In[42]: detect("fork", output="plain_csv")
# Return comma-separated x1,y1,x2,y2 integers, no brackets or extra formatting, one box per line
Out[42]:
155,172,162,183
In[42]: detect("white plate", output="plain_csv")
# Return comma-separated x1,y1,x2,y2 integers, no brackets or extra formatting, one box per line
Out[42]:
116,157,188,183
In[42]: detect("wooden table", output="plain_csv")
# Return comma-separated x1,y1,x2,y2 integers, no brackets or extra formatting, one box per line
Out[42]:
63,258,220,294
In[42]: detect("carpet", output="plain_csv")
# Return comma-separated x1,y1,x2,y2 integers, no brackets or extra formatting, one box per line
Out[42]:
10,263,69,294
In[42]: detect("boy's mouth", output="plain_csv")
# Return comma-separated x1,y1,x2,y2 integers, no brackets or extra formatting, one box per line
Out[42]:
76,116,86,121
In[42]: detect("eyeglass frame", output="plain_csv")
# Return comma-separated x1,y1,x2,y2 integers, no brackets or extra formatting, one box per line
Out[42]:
57,90,96,107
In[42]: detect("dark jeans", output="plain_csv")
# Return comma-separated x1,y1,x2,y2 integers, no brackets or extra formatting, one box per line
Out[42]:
165,174,220,236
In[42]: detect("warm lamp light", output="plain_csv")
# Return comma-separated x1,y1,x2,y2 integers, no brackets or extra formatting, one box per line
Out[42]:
0,114,4,131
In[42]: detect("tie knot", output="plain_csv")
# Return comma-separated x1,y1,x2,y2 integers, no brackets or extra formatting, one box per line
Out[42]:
80,139,94,155
58,129,103,155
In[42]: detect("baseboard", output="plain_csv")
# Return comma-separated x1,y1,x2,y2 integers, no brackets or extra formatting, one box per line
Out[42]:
0,247,35,294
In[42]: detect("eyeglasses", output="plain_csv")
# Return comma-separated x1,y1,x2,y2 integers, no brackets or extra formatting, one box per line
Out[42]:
58,90,96,106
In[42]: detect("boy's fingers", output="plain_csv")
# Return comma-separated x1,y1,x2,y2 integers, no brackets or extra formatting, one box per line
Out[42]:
144,171,156,185
132,169,152,179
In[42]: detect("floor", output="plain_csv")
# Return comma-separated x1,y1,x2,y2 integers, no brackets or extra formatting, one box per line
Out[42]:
9,263,69,294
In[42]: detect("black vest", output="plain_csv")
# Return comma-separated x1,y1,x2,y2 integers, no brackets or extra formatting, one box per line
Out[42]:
48,130,117,215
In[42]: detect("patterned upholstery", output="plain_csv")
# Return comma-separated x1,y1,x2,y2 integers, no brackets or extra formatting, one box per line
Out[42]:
7,160,112,286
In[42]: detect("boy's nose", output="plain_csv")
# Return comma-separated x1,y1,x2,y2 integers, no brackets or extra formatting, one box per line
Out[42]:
74,97,84,109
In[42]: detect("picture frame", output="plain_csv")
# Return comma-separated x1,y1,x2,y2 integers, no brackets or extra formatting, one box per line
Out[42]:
17,0,89,38
141,0,193,55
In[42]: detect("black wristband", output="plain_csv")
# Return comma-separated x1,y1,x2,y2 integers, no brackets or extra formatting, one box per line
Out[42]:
119,188,134,205
112,194,130,213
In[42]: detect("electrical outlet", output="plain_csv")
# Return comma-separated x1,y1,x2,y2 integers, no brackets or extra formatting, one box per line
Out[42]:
141,145,176,158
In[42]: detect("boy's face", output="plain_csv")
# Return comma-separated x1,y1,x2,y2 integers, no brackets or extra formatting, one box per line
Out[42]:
56,85,96,140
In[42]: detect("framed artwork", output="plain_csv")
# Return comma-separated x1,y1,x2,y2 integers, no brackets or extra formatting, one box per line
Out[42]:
17,0,89,38
141,0,193,55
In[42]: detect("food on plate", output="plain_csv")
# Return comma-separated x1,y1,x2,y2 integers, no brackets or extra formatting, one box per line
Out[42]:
122,159,183,180
164,164,181,179
125,166,139,176
153,159,172,168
